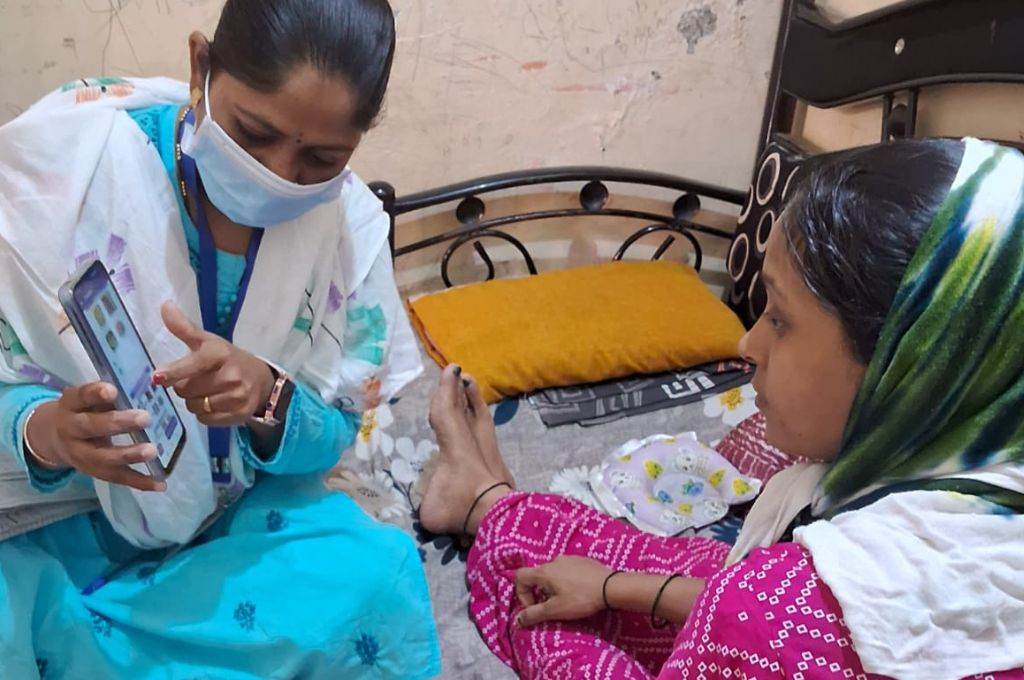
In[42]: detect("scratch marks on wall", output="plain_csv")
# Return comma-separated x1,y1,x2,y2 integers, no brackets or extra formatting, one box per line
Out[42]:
373,0,775,182
2,0,782,196
677,5,718,54
523,1,548,41
80,0,143,76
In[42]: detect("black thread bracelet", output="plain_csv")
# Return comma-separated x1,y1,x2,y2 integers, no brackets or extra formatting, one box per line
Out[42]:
651,574,683,629
602,570,625,610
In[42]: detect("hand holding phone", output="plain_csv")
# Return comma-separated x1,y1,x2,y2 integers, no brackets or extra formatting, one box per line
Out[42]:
59,260,187,481
26,382,168,492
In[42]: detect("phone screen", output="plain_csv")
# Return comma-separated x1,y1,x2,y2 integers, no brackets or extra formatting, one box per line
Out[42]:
75,266,183,467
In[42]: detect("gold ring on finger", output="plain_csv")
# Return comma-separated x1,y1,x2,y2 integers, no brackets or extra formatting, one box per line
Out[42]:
203,396,213,414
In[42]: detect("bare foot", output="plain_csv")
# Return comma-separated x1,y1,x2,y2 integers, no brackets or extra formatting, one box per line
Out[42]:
463,374,515,487
420,365,508,536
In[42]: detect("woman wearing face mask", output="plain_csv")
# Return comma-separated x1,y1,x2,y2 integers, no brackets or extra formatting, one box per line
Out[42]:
0,1,440,677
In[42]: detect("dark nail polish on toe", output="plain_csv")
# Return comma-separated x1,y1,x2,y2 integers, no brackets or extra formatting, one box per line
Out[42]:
453,365,462,377
462,379,470,389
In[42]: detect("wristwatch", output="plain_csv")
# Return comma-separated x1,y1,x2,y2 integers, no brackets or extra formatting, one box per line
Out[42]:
250,362,291,428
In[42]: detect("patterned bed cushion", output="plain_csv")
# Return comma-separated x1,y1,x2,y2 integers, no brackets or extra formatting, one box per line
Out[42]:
726,140,809,327
529,360,753,428
714,412,803,483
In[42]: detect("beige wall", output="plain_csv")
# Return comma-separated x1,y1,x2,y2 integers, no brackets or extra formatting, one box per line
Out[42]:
1,1,782,288
815,0,901,21
1,1,781,190
799,83,1024,153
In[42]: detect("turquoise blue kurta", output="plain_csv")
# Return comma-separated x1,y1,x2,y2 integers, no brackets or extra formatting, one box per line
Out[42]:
0,104,440,679
0,475,438,679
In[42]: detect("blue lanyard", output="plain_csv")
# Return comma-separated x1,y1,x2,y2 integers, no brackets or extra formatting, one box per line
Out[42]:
178,109,263,482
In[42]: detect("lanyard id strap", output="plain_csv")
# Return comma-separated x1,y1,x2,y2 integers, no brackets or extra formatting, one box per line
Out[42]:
178,108,264,484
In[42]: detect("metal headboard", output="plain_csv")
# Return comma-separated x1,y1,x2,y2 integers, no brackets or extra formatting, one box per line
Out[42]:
370,169,745,288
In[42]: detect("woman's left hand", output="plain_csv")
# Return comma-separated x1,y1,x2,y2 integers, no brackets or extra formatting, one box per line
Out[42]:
154,302,275,427
514,556,611,627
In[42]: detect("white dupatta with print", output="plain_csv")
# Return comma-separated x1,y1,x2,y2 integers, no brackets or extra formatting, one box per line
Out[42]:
0,78,421,548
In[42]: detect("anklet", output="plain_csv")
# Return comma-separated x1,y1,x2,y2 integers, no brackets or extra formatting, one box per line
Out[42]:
462,482,512,536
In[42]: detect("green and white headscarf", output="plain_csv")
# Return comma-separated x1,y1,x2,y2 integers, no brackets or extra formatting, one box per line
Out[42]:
815,137,1024,515
730,138,1024,679
729,137,1024,557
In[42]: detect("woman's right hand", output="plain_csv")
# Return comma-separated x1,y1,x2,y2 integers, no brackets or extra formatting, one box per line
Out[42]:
26,382,166,492
514,556,612,627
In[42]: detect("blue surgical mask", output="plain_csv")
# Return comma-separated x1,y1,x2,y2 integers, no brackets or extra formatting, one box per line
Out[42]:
179,73,350,227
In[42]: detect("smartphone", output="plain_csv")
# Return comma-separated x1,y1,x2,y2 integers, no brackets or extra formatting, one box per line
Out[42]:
58,260,186,480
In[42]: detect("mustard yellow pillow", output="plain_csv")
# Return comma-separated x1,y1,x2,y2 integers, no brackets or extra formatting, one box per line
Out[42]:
408,261,745,403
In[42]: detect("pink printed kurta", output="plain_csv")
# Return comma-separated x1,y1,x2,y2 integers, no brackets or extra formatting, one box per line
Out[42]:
467,492,1024,679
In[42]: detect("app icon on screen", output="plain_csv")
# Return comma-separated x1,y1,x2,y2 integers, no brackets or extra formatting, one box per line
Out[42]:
101,294,116,315
115,321,126,337
92,306,106,326
105,330,118,351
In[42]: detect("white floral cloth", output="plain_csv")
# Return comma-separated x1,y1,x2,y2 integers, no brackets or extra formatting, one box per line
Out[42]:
587,433,761,536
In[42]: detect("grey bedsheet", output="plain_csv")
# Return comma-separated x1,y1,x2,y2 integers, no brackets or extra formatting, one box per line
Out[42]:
327,362,756,679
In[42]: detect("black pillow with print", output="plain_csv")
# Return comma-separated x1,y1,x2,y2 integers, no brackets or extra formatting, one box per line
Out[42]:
726,140,809,328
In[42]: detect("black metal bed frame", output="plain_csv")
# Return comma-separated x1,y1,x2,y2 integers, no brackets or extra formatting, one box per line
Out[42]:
371,0,1024,289
369,169,744,287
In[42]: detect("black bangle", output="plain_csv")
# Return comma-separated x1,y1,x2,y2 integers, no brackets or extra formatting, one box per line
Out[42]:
602,570,625,610
650,574,683,629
